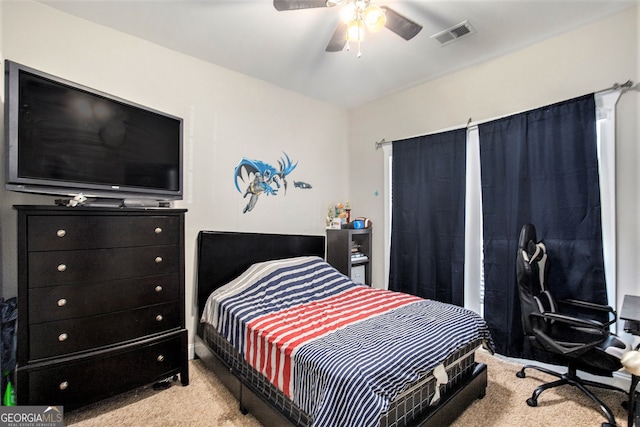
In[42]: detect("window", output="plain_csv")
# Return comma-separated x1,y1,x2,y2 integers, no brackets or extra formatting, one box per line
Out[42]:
383,90,620,326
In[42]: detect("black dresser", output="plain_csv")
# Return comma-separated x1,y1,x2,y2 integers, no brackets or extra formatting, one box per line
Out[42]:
14,205,189,409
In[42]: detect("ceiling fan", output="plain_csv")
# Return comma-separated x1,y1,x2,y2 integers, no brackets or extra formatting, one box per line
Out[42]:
273,0,423,54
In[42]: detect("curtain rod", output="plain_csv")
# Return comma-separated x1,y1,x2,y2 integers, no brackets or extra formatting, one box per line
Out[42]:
374,80,635,150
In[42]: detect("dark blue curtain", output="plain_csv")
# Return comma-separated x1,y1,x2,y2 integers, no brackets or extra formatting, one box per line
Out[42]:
479,94,605,358
389,128,466,306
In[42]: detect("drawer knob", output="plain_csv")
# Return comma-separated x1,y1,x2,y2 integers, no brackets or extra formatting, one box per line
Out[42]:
59,381,69,391
58,333,68,342
57,298,67,307
155,227,163,234
57,264,67,272
156,314,163,322
155,256,163,264
155,285,163,293
56,229,66,238
157,355,165,362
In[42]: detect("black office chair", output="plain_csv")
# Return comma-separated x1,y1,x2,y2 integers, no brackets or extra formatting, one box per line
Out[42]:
515,223,630,427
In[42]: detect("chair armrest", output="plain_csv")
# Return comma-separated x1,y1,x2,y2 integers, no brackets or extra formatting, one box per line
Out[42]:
558,299,617,328
530,311,608,333
559,298,614,313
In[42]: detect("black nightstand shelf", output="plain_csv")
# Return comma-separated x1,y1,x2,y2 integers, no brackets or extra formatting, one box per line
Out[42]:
326,228,372,286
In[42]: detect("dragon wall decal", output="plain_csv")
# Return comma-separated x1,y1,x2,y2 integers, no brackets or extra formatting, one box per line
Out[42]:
234,152,300,213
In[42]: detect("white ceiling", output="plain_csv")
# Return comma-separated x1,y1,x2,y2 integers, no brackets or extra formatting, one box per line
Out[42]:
38,0,637,109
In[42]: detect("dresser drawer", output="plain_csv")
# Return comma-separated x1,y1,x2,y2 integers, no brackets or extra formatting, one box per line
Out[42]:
29,273,179,323
29,302,180,360
28,245,179,288
27,215,181,251
19,331,185,408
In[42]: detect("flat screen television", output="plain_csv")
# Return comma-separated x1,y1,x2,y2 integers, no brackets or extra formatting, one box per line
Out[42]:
4,60,183,202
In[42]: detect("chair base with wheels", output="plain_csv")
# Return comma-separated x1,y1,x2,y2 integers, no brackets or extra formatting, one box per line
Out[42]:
516,361,628,427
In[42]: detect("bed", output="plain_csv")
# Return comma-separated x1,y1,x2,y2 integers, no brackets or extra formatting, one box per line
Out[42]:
195,231,492,427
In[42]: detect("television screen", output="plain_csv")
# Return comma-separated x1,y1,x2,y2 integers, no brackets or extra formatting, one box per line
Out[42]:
4,60,183,201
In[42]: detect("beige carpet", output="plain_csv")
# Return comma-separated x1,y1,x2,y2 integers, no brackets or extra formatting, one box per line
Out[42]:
452,350,628,427
65,350,629,426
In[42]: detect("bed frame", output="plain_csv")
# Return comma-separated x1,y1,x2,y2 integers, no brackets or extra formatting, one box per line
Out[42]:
194,230,488,427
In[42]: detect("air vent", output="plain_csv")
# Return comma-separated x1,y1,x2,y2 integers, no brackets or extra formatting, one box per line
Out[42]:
431,20,475,46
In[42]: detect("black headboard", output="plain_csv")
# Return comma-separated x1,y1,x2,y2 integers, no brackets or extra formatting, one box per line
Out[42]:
196,231,325,317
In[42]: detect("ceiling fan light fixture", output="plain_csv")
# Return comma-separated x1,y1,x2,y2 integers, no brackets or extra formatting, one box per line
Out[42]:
364,4,386,32
340,2,357,24
326,0,344,7
347,19,365,42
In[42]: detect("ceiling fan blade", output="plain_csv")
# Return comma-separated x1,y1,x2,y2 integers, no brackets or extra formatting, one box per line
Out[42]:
325,22,347,52
273,0,328,11
380,6,422,40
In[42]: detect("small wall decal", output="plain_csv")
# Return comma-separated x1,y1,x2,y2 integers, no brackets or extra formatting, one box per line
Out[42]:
234,152,298,213
294,181,312,189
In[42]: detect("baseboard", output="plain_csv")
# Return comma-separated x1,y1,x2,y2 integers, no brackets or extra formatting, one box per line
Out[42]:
188,342,196,360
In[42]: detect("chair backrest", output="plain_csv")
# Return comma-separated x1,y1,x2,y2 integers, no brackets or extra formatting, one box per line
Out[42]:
516,224,552,335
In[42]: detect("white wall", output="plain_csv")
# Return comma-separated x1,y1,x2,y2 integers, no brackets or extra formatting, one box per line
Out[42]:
0,1,349,354
349,7,639,341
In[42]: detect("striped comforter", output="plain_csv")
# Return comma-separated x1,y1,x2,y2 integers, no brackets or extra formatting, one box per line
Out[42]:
201,256,493,427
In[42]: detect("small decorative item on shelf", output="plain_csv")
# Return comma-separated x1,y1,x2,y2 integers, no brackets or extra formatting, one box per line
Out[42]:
326,204,335,227
345,217,372,229
327,201,351,228
335,202,347,223
345,201,351,223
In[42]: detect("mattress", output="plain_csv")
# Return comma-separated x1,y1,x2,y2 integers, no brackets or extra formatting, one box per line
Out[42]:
202,323,483,427
200,256,493,427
